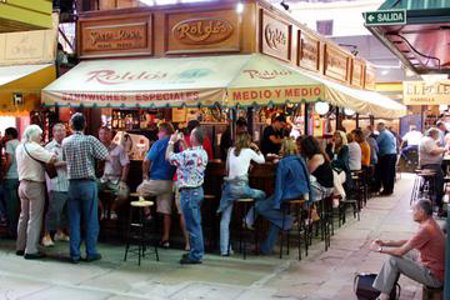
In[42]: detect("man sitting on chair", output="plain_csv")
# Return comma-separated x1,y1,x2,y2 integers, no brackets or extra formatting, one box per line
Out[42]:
369,200,445,300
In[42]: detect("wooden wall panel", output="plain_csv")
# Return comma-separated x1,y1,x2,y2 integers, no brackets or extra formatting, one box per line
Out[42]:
323,44,350,83
298,30,320,72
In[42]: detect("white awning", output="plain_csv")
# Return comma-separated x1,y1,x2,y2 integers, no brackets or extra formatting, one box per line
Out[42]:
42,54,406,118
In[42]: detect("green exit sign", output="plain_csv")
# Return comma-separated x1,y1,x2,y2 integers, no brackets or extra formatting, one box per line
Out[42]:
365,10,407,26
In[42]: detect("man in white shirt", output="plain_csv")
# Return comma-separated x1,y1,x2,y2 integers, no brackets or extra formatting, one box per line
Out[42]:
418,128,446,215
16,125,56,259
400,125,422,159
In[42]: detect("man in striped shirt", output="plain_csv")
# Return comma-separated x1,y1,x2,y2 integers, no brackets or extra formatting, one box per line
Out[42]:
63,113,108,264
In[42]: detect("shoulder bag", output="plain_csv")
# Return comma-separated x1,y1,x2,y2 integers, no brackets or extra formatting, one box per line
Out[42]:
24,144,58,179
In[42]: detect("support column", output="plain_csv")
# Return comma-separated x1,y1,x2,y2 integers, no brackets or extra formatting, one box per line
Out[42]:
304,103,309,136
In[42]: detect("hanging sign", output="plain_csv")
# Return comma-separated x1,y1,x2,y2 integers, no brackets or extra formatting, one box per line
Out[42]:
403,80,450,105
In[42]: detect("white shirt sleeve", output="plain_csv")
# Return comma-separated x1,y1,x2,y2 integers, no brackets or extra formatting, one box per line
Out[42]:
31,143,53,163
249,149,265,164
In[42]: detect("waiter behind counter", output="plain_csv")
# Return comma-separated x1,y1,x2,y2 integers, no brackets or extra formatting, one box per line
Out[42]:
261,115,288,156
220,115,289,160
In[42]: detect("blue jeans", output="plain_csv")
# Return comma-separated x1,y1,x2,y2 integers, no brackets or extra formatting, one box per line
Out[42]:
180,187,204,262
255,196,293,255
68,180,99,260
219,181,265,255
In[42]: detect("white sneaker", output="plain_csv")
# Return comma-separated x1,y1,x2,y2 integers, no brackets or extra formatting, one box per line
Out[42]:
42,236,55,247
54,232,70,242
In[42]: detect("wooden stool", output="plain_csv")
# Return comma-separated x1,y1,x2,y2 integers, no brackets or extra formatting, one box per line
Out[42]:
232,198,257,259
124,198,159,266
280,199,307,260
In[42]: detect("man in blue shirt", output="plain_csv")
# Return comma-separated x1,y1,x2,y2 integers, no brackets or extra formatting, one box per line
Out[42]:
374,122,398,196
137,122,176,248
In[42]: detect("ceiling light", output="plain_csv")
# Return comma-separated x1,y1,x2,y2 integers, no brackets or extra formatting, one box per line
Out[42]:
236,2,244,14
314,102,330,116
344,108,355,116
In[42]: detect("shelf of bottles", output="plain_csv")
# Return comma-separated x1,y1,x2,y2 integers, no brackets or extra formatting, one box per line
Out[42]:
110,109,148,130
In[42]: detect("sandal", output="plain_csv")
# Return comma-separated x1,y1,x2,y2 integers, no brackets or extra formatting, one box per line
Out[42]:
159,240,170,249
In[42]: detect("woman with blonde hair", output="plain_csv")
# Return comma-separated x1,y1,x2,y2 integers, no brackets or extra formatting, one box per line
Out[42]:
217,133,265,256
246,138,312,255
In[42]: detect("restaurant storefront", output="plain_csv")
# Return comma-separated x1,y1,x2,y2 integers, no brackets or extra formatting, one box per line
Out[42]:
44,0,405,135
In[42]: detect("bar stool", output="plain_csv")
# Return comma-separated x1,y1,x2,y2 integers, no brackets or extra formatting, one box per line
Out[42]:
309,195,332,252
230,198,257,259
279,199,308,260
124,194,159,266
351,170,365,213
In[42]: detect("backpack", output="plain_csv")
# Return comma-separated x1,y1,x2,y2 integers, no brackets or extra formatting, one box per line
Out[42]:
354,273,400,300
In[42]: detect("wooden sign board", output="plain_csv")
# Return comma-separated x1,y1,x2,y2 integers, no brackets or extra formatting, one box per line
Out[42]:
365,65,376,90
260,9,292,62
323,44,349,83
297,30,320,72
78,13,153,59
165,9,241,54
351,59,365,88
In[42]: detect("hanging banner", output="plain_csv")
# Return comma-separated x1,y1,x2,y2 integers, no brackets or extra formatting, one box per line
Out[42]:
403,80,450,105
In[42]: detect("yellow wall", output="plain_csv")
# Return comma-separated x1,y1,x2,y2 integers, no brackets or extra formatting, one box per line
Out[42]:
0,65,55,116
0,0,53,31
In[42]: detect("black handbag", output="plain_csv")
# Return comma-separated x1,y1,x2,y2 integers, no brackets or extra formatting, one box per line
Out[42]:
354,273,400,300
24,144,58,179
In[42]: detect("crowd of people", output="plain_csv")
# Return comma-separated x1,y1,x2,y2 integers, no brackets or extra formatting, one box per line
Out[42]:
0,112,446,293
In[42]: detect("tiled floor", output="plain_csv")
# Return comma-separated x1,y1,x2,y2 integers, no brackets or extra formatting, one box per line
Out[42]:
0,174,429,299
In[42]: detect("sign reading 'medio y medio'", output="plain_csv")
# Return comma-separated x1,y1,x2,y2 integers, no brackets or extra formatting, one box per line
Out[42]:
365,10,407,26
403,81,450,105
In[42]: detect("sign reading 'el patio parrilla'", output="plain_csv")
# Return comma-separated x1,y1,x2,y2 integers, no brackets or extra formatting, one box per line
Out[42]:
403,80,450,105
78,13,153,58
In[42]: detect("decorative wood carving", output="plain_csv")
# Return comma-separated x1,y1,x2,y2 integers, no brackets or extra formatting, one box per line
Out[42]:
260,9,291,62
